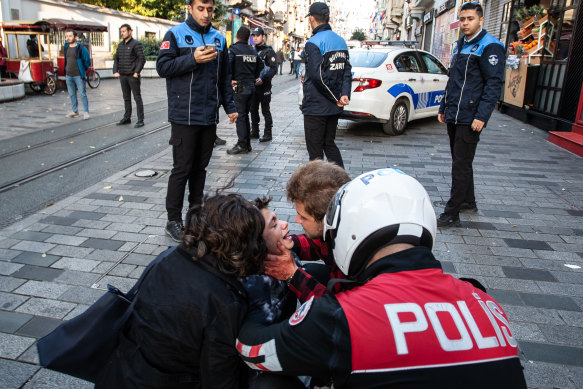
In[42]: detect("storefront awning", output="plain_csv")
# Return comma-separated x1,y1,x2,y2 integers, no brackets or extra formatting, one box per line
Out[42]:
244,16,274,31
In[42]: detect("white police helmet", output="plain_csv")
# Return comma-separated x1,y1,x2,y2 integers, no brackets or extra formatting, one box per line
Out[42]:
324,168,436,278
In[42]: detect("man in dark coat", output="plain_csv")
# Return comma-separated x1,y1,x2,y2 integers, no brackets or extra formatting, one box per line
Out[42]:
250,27,277,142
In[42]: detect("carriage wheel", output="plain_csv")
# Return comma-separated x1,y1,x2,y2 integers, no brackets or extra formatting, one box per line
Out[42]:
43,76,57,95
86,70,101,89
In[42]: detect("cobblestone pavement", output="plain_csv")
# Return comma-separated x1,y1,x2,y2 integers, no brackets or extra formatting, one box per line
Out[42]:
1,78,582,388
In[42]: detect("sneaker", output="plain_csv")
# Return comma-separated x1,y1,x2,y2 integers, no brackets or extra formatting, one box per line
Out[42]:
165,220,184,242
65,111,79,118
83,112,90,120
214,136,227,146
460,202,478,212
437,213,461,228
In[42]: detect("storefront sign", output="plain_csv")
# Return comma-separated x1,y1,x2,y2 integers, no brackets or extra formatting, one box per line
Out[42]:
416,26,423,36
424,12,432,23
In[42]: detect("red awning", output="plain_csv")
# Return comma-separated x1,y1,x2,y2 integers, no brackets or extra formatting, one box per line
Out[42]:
244,16,274,31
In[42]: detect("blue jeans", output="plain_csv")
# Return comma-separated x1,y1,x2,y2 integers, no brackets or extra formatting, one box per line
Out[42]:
66,75,89,113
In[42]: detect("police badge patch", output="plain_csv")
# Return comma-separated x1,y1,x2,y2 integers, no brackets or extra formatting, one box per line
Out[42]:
185,35,193,45
489,55,499,66
271,57,276,62
289,296,314,326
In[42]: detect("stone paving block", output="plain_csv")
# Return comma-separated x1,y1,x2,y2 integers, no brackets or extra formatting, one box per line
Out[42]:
58,285,104,305
487,289,524,306
551,270,583,284
80,238,124,251
510,321,545,342
558,311,583,327
453,263,505,277
67,210,106,220
16,315,62,338
128,266,146,279
10,252,61,267
10,241,56,254
0,291,29,310
18,343,40,364
50,257,100,272
9,231,52,242
505,305,565,325
93,275,136,292
0,238,19,249
111,231,148,243
15,280,72,299
76,228,117,240
0,310,32,333
64,304,89,320
47,245,94,258
522,361,583,389
107,222,144,233
118,242,138,252
0,358,40,389
39,216,79,226
519,292,580,311
502,266,557,282
22,368,93,389
53,270,99,287
44,234,88,247
519,341,583,367
482,277,542,293
0,332,36,359
11,265,64,282
15,298,76,319
538,323,583,347
503,238,553,251
85,249,126,263
40,224,83,235
537,281,583,297
122,253,155,267
0,262,24,276
445,243,493,255
108,263,138,277
0,275,26,292
71,219,112,229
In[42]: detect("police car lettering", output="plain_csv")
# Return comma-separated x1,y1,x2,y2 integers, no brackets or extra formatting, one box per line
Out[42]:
360,168,405,185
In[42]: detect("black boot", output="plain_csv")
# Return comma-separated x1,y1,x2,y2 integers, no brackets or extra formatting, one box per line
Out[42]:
250,129,259,139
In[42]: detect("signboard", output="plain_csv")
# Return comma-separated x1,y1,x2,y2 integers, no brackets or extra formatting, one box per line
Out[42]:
233,17,241,44
424,12,432,23
504,61,528,107
234,8,240,15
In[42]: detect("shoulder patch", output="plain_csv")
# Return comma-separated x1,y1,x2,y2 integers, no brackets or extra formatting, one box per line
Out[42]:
185,35,194,45
215,38,221,49
160,41,170,50
488,54,499,66
289,296,314,326
471,44,479,52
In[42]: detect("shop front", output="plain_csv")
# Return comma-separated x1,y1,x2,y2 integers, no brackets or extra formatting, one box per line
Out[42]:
433,0,458,67
499,0,583,131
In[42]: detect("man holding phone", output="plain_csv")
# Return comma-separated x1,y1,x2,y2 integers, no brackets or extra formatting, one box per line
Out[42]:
157,0,238,242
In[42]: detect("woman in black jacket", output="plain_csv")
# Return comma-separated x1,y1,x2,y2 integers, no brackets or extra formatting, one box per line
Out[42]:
95,193,266,388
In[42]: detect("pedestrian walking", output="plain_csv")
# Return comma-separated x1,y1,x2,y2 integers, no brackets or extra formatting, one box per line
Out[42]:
293,47,301,79
63,29,91,120
250,27,277,143
288,47,295,75
301,2,352,169
157,0,237,242
113,24,146,128
227,26,264,155
437,1,505,227
275,48,284,75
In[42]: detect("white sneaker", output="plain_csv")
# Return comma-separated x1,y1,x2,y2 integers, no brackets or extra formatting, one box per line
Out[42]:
83,112,90,120
65,111,79,118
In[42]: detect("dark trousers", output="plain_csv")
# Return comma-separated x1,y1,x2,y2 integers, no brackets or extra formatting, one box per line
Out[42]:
120,75,144,122
289,61,294,74
293,61,300,78
234,90,254,148
303,114,344,168
444,123,479,215
250,89,272,136
277,62,283,75
166,123,216,221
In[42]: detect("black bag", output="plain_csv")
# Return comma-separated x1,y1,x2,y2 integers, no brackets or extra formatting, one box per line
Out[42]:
36,247,170,383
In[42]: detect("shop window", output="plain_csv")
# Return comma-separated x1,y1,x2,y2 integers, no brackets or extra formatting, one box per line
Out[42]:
89,32,104,47
499,2,512,46
145,32,156,40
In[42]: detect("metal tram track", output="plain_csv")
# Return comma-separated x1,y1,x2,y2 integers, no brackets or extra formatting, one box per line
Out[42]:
0,107,168,160
0,123,170,194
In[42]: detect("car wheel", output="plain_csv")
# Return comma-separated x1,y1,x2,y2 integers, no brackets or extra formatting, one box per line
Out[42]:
383,100,408,136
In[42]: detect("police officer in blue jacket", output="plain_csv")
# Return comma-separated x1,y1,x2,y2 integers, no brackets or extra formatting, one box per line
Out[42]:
250,27,278,143
227,26,264,155
157,0,238,242
437,1,505,228
302,2,352,169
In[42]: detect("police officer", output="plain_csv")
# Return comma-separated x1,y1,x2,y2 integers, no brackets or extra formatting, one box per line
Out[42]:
437,1,505,227
237,168,527,388
227,26,264,155
302,2,352,169
250,27,277,142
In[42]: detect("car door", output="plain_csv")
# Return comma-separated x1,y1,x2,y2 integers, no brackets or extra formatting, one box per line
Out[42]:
386,51,424,118
415,51,448,116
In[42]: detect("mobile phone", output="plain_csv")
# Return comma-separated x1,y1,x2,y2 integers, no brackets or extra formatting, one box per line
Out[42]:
205,44,217,52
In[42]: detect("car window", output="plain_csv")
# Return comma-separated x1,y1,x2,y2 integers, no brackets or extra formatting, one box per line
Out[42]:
349,51,388,68
419,53,448,75
394,53,421,73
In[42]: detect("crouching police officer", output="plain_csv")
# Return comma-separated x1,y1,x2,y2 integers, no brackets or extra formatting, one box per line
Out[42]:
250,27,277,142
227,26,264,155
237,168,527,388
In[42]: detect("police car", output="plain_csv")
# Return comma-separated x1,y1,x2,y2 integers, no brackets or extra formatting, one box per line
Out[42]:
299,41,449,135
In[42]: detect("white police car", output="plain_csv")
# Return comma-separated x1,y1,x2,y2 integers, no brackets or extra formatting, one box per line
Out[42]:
298,41,449,135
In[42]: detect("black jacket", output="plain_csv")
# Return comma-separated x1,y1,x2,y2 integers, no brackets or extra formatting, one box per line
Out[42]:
229,41,263,85
439,29,505,125
238,247,527,388
302,24,352,116
96,246,249,389
157,15,236,126
113,37,146,75
254,43,277,91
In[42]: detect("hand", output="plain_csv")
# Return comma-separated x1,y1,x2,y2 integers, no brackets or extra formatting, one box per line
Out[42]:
337,95,349,107
133,72,139,78
255,77,263,86
471,119,485,132
437,113,446,124
264,242,298,280
113,72,120,78
232,80,237,91
227,112,238,124
194,46,217,64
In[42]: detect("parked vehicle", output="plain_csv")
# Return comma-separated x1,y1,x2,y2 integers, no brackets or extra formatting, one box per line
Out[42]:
298,41,449,135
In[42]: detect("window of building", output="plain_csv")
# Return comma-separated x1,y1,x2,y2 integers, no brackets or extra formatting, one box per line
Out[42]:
499,2,512,45
145,31,156,40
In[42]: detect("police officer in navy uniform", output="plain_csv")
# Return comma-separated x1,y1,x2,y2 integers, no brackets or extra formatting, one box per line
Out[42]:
437,2,505,227
157,0,237,242
250,27,277,142
227,26,264,155
236,169,527,388
302,2,352,169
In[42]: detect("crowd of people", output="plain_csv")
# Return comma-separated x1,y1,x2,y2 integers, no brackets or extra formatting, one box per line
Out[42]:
37,1,521,387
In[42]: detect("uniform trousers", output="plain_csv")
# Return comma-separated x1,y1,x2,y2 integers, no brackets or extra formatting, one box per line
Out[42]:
234,88,254,148
444,123,480,215
303,114,344,169
166,123,216,222
119,75,144,122
250,89,273,136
